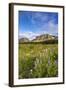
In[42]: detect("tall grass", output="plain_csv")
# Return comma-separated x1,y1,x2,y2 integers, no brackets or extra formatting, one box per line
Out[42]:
19,43,58,79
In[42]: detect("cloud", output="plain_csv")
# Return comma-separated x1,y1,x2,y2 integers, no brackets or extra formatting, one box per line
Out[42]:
39,19,58,36
19,11,58,39
30,12,58,34
31,12,49,26
19,19,58,40
19,30,40,40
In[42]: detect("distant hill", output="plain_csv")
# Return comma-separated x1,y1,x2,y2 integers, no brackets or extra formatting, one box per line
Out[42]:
19,34,58,43
19,37,29,43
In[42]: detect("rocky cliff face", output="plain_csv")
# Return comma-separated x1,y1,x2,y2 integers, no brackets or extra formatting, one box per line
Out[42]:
32,34,58,42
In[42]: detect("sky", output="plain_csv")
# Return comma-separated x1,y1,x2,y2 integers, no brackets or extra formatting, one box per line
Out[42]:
18,11,58,40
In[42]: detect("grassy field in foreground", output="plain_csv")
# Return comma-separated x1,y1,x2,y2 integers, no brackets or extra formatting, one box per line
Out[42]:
19,43,58,79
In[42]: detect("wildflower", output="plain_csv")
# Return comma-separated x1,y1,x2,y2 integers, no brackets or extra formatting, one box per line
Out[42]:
26,53,30,56
30,69,32,72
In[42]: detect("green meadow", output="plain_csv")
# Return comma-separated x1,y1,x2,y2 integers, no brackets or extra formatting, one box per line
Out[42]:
19,43,58,79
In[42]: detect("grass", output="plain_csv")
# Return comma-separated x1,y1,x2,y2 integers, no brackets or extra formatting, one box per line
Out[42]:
19,43,58,79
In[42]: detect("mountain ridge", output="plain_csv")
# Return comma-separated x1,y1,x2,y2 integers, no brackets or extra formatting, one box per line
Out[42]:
19,34,58,43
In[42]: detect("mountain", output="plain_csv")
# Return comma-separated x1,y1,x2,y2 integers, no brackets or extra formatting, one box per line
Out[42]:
19,34,58,43
19,37,29,43
32,34,58,42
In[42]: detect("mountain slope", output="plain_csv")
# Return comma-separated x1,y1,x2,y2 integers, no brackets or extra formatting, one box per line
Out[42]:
19,34,58,43
19,37,29,43
32,34,58,42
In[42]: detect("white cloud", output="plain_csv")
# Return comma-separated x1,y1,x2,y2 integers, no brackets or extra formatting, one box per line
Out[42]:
30,12,58,36
31,12,49,25
19,31,40,40
40,19,58,36
19,19,58,40
19,12,58,40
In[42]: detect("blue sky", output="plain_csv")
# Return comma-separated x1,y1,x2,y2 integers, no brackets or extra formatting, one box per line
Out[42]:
18,11,58,40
